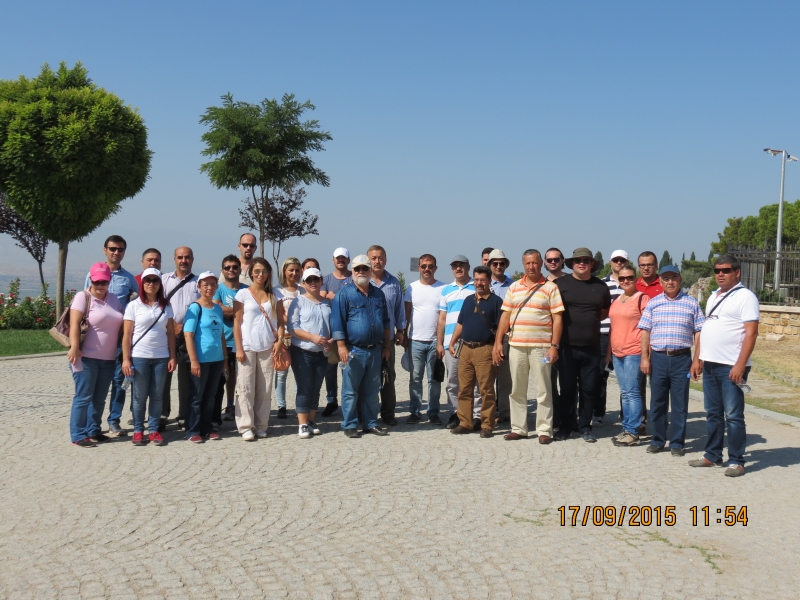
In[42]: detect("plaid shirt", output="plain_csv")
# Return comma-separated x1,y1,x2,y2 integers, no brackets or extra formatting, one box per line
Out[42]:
637,292,704,351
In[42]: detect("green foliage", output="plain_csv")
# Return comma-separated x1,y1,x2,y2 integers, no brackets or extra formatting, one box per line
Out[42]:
512,271,524,281
756,288,781,303
680,269,703,290
0,278,74,330
711,199,800,254
593,251,604,275
396,271,407,295
700,277,719,311
659,251,673,269
680,259,713,278
690,251,696,261
596,262,612,278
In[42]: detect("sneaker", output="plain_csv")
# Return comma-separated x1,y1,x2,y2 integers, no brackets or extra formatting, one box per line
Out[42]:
553,429,570,441
242,430,256,442
131,432,147,446
446,414,459,429
479,429,493,438
148,432,166,446
299,424,311,439
73,438,97,448
277,407,288,419
591,416,603,427
222,406,235,421
582,432,597,443
612,432,639,447
189,435,204,443
451,425,473,435
321,401,339,417
207,432,222,441
688,457,724,468
108,423,127,437
670,447,685,457
127,418,134,426
343,428,361,438
724,464,745,477
407,413,422,425
255,429,267,438
175,417,186,430
646,445,665,454
158,417,168,432
308,421,321,435
90,433,111,443
428,415,442,425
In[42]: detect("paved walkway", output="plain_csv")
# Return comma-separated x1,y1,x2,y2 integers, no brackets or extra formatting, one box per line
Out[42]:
1,355,799,599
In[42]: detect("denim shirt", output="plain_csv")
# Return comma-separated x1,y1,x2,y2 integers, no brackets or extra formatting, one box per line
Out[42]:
84,266,138,310
331,283,390,347
370,271,407,339
288,294,332,352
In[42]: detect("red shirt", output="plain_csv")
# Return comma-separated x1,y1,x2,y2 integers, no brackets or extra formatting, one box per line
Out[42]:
636,277,663,298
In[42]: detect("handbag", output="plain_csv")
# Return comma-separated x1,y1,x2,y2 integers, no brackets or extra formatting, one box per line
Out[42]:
433,358,445,382
250,289,291,371
503,283,544,356
49,291,91,348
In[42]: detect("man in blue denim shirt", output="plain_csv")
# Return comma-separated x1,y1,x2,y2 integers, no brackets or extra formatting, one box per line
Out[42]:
331,255,392,438
83,234,138,437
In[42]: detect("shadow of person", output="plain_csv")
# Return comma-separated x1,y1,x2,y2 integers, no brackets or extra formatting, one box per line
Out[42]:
743,446,800,474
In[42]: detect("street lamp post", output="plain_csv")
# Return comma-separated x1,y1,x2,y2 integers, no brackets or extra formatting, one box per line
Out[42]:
764,148,797,295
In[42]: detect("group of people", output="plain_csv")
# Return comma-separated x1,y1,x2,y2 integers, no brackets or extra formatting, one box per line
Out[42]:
66,235,758,477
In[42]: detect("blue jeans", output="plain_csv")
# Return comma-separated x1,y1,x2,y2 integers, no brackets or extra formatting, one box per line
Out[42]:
340,345,381,430
289,345,328,414
187,361,224,438
649,351,691,449
131,357,169,434
612,354,642,435
325,362,338,404
107,345,127,426
69,357,116,442
275,368,293,409
408,340,441,417
702,362,749,466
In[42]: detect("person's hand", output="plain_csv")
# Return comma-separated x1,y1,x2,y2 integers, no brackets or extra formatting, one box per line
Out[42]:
546,346,559,365
236,349,246,364
395,331,405,347
338,345,349,365
223,360,229,374
67,347,82,365
167,358,177,373
492,344,504,366
321,339,332,353
315,335,328,346
690,358,703,381
436,344,445,360
174,322,183,335
382,346,391,362
640,358,651,375
728,362,746,385
190,360,201,378
122,360,133,378
448,345,456,358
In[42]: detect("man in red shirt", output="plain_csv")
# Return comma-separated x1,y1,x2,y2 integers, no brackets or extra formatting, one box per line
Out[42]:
636,251,663,298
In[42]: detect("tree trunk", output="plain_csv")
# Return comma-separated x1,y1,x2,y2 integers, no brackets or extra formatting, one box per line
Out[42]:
37,260,45,289
56,235,69,319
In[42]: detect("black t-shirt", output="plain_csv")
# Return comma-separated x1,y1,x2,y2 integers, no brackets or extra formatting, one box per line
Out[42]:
457,293,503,343
555,275,611,346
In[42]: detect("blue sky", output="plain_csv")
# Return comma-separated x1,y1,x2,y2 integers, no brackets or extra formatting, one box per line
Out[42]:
2,1,800,289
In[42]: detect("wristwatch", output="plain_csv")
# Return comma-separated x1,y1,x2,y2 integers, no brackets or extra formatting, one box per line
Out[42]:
550,343,560,349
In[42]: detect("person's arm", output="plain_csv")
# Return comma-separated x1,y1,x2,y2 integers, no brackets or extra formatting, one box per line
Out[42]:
166,317,177,372
493,310,511,364
330,292,350,364
233,300,246,363
448,323,463,357
184,306,201,377
691,333,703,381
213,289,235,318
382,328,392,362
547,311,563,364
393,283,407,346
640,330,651,374
67,302,85,365
274,299,286,349
728,322,758,384
122,320,134,376
436,310,447,359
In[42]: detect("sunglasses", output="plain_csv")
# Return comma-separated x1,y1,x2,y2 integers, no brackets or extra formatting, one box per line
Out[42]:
451,263,467,269
572,258,593,265
611,257,628,264
222,265,240,271
713,267,734,274
92,280,110,286
618,276,636,283
240,243,256,248
105,246,126,253
490,261,506,267
142,278,160,285
305,277,321,284
353,266,370,272
419,264,436,270
545,257,562,264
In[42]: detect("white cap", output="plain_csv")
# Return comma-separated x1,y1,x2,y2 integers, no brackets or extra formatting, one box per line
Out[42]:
302,268,322,281
141,268,162,279
610,249,629,261
197,271,217,282
332,247,350,259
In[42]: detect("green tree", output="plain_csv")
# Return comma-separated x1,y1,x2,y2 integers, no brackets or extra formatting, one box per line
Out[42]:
200,93,332,257
690,251,696,261
0,191,48,286
592,251,604,276
659,250,673,269
711,199,800,254
0,62,151,316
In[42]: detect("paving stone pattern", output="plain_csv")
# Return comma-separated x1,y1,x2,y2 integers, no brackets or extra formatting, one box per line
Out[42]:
1,355,799,599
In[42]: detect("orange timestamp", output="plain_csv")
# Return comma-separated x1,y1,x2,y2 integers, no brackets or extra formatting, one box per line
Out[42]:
557,506,748,527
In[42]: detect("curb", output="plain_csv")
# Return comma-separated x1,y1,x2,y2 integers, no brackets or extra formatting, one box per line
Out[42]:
0,351,68,362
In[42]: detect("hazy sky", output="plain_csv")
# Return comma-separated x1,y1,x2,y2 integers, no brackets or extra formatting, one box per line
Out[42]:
2,1,800,289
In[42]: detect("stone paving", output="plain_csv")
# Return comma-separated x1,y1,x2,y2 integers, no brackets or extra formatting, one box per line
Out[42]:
1,354,799,599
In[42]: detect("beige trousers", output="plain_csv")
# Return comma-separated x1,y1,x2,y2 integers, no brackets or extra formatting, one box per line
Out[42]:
235,350,275,433
508,345,553,436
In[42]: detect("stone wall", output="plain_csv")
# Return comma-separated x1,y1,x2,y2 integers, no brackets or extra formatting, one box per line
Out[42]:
759,305,800,340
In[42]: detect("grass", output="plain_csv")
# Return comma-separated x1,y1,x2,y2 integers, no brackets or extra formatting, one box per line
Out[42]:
0,330,65,357
750,339,800,382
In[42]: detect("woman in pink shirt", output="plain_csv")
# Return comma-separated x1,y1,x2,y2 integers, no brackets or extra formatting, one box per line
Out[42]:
606,265,649,447
68,262,125,447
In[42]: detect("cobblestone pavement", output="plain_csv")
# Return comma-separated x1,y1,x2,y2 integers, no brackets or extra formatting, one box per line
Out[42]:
1,355,799,599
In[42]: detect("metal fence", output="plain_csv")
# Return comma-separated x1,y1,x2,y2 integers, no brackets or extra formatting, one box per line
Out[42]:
729,245,800,305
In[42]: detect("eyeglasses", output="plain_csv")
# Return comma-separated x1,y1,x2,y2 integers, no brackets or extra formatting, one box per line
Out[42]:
142,278,160,285
92,280,110,286
305,277,321,284
105,246,125,253
618,276,635,282
451,263,467,269
713,267,734,274
240,243,256,248
572,258,593,265
199,281,217,288
611,257,628,264
353,266,370,272
545,257,562,263
222,265,240,271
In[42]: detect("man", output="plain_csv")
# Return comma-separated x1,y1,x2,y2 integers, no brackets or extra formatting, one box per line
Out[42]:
367,245,407,426
481,247,494,266
213,255,247,424
493,249,563,443
638,265,704,456
595,249,629,426
237,233,258,286
448,266,503,437
135,248,162,291
162,246,200,429
487,249,514,422
404,254,445,424
554,248,611,442
320,247,353,417
84,235,138,436
544,248,566,282
632,250,663,433
689,255,758,477
331,254,391,438
437,256,481,429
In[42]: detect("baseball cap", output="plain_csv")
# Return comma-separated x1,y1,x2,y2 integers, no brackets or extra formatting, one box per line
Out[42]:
302,268,322,281
141,268,162,279
332,247,350,259
450,254,470,265
197,271,218,282
89,262,112,281
351,255,370,268
610,249,629,261
659,265,680,276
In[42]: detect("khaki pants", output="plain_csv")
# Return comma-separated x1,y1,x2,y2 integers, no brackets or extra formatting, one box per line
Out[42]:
509,345,553,436
235,350,275,434
457,345,497,430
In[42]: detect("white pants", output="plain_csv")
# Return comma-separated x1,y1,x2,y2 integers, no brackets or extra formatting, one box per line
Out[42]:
235,350,275,433
508,345,553,436
444,351,481,419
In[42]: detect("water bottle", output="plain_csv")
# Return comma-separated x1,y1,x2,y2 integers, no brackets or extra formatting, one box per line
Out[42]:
541,356,551,364
121,366,135,391
736,382,751,394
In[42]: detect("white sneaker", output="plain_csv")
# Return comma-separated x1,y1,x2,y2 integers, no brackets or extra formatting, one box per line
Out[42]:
242,430,255,442
299,424,311,439
255,429,267,438
308,421,321,435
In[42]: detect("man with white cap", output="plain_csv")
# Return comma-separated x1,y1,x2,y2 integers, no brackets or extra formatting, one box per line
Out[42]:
595,249,629,426
320,247,353,416
487,248,514,422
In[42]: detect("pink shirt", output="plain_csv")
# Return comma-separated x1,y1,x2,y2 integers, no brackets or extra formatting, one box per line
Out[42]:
70,291,124,360
608,292,649,358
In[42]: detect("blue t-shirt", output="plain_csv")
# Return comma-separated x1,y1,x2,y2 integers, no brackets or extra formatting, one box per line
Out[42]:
184,303,225,363
213,282,246,348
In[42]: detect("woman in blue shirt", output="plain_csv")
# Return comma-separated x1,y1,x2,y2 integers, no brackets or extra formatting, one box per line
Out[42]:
287,268,332,439
184,271,228,443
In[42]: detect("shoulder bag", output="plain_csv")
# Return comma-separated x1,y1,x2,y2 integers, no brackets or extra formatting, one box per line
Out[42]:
49,291,91,348
502,283,545,356
249,288,291,371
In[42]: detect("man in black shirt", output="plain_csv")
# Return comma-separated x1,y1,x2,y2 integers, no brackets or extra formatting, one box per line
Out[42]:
554,248,611,442
448,266,503,437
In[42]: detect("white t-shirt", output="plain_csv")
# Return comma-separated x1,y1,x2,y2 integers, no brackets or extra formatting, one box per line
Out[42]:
235,288,279,352
404,280,445,341
124,299,175,359
699,285,760,366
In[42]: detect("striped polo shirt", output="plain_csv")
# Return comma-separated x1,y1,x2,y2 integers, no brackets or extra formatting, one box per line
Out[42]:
600,273,624,335
501,276,564,347
637,291,705,351
439,279,475,349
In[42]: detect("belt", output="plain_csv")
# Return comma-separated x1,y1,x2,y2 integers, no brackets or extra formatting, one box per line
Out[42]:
653,348,691,357
352,343,378,350
462,340,491,349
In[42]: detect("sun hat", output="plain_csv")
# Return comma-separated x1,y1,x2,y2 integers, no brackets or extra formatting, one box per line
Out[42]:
89,262,112,282
564,247,599,270
487,249,510,268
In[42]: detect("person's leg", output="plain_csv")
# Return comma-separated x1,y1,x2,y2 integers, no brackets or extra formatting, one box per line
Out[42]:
614,355,642,435
254,351,275,432
648,352,670,448
308,351,328,422
131,357,151,434
379,344,397,421
530,347,554,437
362,347,383,430
235,351,256,434
424,341,441,418
473,346,497,431
456,347,478,429
719,363,748,467
185,364,206,439
291,346,311,423
177,361,191,423
594,334,610,420
92,359,116,434
639,371,648,425
701,361,726,464
200,361,224,437
408,340,426,417
106,345,126,428
508,345,530,436
323,362,338,409
667,354,691,449
148,358,169,434
225,351,237,409
577,344,601,434
444,352,460,416
161,369,173,420
213,364,226,426
70,359,97,442
550,358,562,427
496,356,512,421
556,345,578,435
340,348,365,430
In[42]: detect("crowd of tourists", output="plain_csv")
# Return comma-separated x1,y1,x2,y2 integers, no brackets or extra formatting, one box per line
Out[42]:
66,234,758,477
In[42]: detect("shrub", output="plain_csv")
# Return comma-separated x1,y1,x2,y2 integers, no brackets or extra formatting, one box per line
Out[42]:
0,278,75,330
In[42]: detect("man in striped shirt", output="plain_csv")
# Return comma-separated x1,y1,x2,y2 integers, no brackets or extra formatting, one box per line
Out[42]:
638,265,705,456
493,249,564,443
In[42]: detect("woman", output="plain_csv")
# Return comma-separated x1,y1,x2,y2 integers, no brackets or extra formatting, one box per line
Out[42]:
68,262,124,447
301,257,320,271
287,268,332,438
184,272,228,443
122,268,177,447
606,265,649,447
274,257,304,419
233,257,286,441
